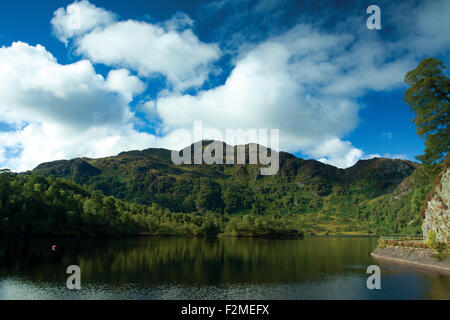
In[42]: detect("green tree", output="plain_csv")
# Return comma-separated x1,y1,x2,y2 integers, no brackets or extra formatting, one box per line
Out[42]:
201,217,221,237
404,58,450,164
427,230,439,250
195,179,223,212
251,201,264,215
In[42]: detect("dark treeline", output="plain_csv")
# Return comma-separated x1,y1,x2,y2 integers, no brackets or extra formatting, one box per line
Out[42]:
0,170,302,238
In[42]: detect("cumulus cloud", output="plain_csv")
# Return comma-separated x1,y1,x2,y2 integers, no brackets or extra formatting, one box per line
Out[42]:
153,27,375,168
51,1,221,91
0,42,143,129
51,0,116,44
152,0,450,168
75,21,220,91
312,138,364,169
0,123,157,173
2,0,449,171
363,153,411,161
0,42,154,171
163,12,195,31
105,69,147,101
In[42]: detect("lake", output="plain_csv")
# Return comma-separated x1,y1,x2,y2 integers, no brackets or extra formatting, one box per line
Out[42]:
0,236,448,299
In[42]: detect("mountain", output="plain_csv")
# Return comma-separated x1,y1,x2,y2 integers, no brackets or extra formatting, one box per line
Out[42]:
27,141,420,235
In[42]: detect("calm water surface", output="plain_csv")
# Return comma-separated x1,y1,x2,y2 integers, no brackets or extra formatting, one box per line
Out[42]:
0,237,448,299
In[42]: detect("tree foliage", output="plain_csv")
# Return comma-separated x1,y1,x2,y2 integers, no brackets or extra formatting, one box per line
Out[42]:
404,58,450,164
0,172,302,238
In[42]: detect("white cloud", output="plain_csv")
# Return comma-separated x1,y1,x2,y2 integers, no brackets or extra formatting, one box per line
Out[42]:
152,0,450,168
2,0,449,171
0,123,158,172
76,21,220,91
405,0,450,56
0,42,141,129
363,153,411,161
52,1,221,91
105,69,146,101
163,12,195,31
313,138,364,169
0,42,155,172
51,0,116,44
155,40,363,167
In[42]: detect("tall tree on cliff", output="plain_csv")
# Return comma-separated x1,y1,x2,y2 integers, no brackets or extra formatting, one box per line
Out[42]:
404,58,450,164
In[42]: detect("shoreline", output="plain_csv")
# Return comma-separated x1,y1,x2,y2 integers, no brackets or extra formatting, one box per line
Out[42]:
0,233,378,240
371,246,450,275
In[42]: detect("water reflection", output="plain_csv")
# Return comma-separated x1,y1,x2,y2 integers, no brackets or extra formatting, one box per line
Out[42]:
0,237,448,299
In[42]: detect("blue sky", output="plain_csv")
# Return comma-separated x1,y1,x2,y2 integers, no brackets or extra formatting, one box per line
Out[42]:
0,0,449,171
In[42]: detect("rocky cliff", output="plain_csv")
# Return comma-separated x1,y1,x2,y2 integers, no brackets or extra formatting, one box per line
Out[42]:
422,154,450,242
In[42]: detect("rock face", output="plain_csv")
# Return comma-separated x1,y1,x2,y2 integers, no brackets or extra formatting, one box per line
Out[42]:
422,155,450,242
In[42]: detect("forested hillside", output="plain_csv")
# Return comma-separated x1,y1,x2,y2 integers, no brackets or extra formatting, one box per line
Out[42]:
357,163,442,234
0,169,302,237
20,141,428,236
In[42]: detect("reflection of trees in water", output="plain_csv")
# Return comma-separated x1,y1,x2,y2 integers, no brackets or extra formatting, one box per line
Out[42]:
374,260,450,300
426,276,450,299
0,237,378,284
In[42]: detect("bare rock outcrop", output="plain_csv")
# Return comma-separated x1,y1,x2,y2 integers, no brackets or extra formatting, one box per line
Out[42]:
422,154,450,242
